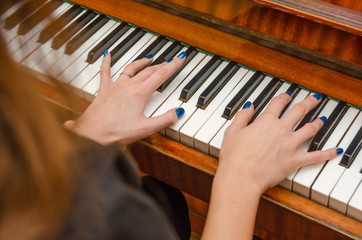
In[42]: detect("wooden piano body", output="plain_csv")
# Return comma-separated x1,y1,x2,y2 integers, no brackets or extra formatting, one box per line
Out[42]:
36,0,361,239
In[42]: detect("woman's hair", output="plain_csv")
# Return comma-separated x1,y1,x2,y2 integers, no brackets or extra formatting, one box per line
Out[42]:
0,1,76,239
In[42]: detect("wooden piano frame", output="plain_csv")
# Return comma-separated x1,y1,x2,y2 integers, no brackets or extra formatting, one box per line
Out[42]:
40,0,362,239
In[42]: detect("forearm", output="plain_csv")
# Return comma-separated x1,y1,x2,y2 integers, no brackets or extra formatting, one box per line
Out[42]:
202,169,262,240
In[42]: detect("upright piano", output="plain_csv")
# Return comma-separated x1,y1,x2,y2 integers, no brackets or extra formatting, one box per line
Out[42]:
1,0,361,239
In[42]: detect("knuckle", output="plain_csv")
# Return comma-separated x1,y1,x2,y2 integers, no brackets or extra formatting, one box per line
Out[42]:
304,122,318,135
293,102,307,114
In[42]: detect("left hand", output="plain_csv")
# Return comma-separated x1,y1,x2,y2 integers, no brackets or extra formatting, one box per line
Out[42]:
64,52,186,145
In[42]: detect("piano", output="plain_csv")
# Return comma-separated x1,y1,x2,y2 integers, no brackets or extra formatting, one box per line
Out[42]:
1,0,361,238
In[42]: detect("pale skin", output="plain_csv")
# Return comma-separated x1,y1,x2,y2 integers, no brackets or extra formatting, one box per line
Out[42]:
66,52,340,240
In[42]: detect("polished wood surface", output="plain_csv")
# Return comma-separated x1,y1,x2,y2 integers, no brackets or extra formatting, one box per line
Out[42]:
37,0,362,239
141,0,362,77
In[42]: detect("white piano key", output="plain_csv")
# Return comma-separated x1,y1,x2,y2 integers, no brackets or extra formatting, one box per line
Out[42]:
277,89,310,189
257,82,291,115
179,66,248,148
165,60,230,141
143,51,206,118
46,20,118,77
329,150,362,214
67,26,136,88
209,76,273,158
152,55,212,119
21,9,88,69
347,180,362,222
292,99,339,197
9,1,69,57
311,110,362,206
82,33,159,100
34,14,102,75
12,2,72,62
1,1,31,43
194,69,252,154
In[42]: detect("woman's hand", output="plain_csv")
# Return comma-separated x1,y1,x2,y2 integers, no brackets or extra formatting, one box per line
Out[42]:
65,51,186,145
218,92,341,194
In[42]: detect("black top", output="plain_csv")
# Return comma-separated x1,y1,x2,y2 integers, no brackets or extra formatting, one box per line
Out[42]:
59,136,182,240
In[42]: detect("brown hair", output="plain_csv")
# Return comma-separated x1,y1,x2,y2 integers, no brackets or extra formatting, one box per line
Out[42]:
0,2,76,239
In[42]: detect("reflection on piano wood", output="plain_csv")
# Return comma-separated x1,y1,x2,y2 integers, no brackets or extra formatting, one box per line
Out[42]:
1,0,361,239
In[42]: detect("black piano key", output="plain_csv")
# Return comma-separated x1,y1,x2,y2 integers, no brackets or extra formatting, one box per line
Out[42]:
308,101,348,152
65,15,109,55
179,55,222,102
4,0,47,30
110,27,145,67
37,5,83,44
340,127,362,168
86,22,130,64
0,0,21,16
17,0,63,35
157,46,198,92
280,83,300,117
294,94,328,131
133,35,167,61
51,10,97,50
249,77,281,123
150,40,183,66
196,61,239,109
222,71,265,119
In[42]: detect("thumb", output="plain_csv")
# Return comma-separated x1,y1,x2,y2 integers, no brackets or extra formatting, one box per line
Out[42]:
147,107,185,133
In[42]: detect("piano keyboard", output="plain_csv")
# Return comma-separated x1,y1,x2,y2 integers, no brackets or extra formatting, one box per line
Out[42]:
2,0,361,222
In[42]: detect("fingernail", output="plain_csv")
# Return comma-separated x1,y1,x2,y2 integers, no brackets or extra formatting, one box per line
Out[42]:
178,51,186,59
145,54,153,59
336,148,343,154
167,58,173,63
285,91,292,96
313,93,322,100
242,101,251,109
320,116,327,123
176,108,185,118
104,49,108,57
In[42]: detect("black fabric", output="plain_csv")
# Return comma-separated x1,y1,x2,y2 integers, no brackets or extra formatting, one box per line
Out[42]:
59,136,190,240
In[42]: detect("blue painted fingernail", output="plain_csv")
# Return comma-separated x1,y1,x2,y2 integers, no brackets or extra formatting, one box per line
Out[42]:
286,91,292,96
242,101,251,109
320,116,327,123
336,148,343,154
145,54,153,59
314,93,322,100
178,51,186,59
104,49,108,57
167,58,173,63
176,107,185,118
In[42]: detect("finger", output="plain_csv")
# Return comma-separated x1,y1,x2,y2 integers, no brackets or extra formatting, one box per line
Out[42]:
282,93,322,129
262,92,291,117
141,52,186,95
145,107,184,134
227,102,254,133
131,62,166,83
99,50,112,94
116,56,153,81
297,147,341,167
293,116,326,145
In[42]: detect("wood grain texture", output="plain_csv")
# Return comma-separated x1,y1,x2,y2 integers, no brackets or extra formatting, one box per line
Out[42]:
161,0,362,68
71,0,362,108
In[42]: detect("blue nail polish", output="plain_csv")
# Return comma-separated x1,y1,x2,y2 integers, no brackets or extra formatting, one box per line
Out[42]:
314,93,322,100
104,49,108,57
145,54,153,59
242,101,251,109
167,58,173,63
176,108,185,118
285,91,292,96
320,116,327,123
336,148,343,154
178,52,186,59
